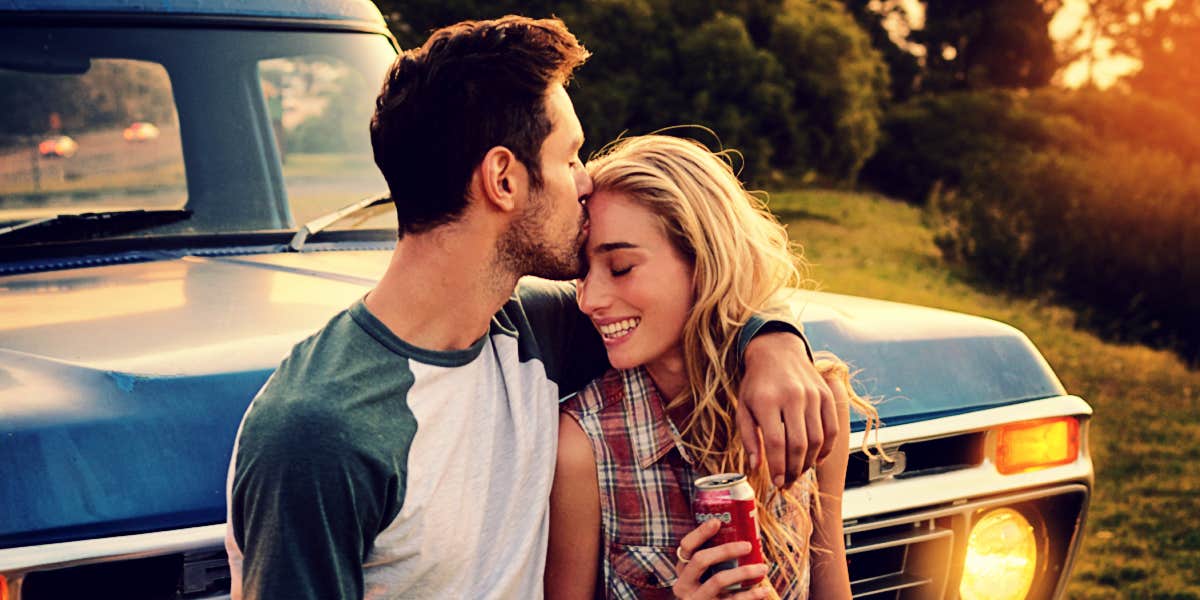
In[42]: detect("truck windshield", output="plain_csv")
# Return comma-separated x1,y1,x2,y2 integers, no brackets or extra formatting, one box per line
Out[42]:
0,24,396,245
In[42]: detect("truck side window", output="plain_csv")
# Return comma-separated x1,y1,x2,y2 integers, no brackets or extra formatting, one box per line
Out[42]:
257,56,392,231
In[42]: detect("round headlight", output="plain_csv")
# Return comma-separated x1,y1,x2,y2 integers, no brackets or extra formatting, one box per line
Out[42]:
959,508,1038,600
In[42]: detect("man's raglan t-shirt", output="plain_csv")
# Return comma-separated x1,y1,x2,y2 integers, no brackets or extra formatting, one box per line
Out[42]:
224,279,607,600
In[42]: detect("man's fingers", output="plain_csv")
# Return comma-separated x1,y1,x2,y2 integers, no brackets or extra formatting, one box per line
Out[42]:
759,413,787,489
735,400,761,470
782,395,808,487
804,395,823,476
818,379,840,463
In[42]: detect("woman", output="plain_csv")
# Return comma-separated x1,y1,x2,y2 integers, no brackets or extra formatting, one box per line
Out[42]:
544,135,880,599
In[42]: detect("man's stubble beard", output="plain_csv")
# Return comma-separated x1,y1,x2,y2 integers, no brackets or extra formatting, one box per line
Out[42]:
496,186,586,281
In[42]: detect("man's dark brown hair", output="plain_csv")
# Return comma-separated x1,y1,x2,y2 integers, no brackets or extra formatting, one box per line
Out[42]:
370,16,590,236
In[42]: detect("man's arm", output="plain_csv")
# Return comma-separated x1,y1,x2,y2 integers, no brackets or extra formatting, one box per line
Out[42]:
517,279,835,486
229,402,396,600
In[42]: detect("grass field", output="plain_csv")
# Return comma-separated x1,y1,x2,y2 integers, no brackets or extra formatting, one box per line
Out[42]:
768,189,1200,598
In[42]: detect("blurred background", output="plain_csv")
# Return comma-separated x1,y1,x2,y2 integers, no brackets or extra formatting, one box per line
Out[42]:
372,1,1197,597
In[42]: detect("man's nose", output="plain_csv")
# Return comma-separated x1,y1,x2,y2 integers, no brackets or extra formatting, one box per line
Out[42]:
576,168,594,200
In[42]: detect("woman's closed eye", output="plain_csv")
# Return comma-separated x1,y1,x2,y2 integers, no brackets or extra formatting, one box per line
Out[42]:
611,265,633,277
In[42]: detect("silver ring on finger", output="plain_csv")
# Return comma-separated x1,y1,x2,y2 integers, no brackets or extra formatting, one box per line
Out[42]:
676,545,692,565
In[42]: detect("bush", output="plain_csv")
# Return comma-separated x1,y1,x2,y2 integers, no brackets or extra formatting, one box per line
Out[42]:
913,89,1200,361
861,90,1092,203
768,0,889,180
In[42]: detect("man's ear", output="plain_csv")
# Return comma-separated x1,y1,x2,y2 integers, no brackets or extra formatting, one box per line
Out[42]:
476,146,527,214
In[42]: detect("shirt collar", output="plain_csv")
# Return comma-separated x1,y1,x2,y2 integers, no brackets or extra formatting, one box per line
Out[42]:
623,368,695,469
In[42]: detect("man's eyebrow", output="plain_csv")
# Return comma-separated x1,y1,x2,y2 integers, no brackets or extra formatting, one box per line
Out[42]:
593,241,639,253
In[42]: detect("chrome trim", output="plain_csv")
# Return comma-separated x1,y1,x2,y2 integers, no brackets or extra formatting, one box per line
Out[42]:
843,483,1088,534
844,395,1093,521
0,523,226,576
846,526,952,554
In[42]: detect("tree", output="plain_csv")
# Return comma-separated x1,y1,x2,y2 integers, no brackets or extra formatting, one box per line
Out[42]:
675,12,798,178
844,0,923,101
913,0,1059,90
368,0,887,182
1121,0,1200,114
769,0,890,179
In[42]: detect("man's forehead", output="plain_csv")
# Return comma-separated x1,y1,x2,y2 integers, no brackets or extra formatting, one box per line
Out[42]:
546,86,584,144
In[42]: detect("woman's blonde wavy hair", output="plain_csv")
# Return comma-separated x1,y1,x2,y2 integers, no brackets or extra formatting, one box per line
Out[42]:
585,134,882,581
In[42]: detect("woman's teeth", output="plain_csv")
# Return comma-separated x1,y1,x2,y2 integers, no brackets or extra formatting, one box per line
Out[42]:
599,318,640,340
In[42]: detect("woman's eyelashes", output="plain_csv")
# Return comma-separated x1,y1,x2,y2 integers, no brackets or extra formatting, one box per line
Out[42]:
610,264,633,277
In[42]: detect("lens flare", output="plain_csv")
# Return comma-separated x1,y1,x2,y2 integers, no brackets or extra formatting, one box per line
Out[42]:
960,508,1038,600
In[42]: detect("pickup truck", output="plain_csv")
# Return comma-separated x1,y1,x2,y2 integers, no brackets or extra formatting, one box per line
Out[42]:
0,1,1092,599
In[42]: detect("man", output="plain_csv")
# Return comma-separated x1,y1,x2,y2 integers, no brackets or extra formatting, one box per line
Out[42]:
225,15,836,599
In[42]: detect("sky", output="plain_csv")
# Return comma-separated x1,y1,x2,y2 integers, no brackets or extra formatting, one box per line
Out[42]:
1049,0,1175,88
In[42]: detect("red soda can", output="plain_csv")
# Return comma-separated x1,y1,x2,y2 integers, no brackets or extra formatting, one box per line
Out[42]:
692,473,766,590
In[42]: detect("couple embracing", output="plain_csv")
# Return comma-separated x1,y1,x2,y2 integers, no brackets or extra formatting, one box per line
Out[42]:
226,14,875,600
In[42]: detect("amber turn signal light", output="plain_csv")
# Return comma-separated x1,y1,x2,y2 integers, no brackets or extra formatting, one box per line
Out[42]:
1,573,8,600
995,417,1079,475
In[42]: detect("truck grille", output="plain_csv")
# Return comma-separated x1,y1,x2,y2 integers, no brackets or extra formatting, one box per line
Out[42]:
847,519,953,598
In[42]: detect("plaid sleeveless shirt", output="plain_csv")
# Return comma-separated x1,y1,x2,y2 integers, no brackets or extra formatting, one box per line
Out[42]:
561,367,811,599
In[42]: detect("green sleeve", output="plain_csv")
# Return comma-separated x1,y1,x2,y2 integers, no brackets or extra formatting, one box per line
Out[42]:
737,315,814,363
230,399,399,600
513,278,610,395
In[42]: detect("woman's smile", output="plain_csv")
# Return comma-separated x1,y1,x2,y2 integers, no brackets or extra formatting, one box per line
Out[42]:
596,317,641,343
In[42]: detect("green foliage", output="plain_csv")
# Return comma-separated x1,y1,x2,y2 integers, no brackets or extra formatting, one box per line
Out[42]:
862,90,1086,203
768,0,889,179
872,87,1200,361
674,13,794,177
912,0,1058,91
372,0,889,184
843,0,921,101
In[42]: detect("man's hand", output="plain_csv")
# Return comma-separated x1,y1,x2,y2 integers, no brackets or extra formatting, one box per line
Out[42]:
738,332,837,489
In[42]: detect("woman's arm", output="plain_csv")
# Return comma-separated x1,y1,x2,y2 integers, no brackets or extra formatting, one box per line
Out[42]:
808,374,853,600
544,412,603,599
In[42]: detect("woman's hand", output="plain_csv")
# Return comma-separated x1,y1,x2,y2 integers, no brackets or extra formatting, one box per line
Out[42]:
672,520,773,600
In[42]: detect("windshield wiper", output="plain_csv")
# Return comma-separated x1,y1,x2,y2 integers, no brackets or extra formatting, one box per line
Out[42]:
288,194,391,251
0,209,192,246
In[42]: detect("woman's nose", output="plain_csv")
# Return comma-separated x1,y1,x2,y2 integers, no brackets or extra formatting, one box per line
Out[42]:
576,274,609,315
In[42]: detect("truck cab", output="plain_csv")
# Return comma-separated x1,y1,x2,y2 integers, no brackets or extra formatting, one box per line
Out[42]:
0,2,1090,599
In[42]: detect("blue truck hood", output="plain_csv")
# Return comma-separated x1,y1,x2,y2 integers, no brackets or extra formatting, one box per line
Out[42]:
0,251,1065,548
